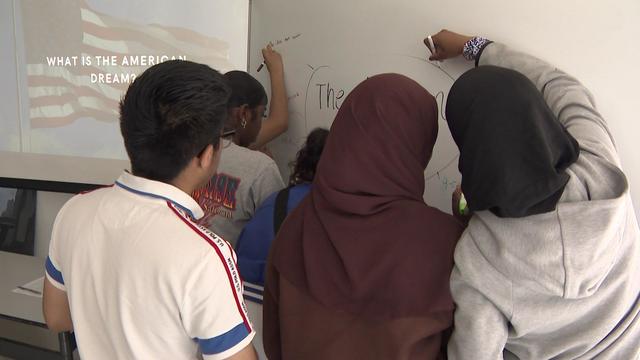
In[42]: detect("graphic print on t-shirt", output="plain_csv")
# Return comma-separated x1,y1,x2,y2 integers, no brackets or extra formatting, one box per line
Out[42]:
193,173,241,226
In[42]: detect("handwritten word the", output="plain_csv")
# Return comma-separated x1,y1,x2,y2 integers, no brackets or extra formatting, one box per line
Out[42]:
316,82,344,110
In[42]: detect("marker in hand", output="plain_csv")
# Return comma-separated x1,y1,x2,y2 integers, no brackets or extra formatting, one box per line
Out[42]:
426,35,436,57
426,35,442,67
458,192,469,216
257,42,276,72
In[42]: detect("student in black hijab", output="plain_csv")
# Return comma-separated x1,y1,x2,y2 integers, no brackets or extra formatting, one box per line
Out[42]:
446,65,579,217
426,29,640,360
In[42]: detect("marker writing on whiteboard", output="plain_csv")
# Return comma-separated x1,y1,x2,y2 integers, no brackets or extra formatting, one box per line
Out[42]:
257,34,301,72
426,35,442,68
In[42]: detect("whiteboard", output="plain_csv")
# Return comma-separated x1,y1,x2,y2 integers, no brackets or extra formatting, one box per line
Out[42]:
250,0,640,217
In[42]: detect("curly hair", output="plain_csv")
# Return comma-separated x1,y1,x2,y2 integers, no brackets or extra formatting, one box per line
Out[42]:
289,128,329,186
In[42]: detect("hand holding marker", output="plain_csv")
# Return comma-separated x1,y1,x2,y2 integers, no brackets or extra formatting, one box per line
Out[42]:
256,42,270,72
425,35,442,68
425,35,437,58
424,30,474,61
256,43,281,72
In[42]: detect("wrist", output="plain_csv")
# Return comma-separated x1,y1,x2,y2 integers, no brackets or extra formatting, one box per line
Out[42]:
462,36,491,61
269,67,284,77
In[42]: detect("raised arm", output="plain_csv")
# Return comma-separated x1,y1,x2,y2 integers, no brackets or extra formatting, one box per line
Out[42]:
250,45,289,150
427,30,620,167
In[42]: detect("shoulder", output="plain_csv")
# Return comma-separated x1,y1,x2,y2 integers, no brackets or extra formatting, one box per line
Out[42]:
289,183,311,196
72,184,114,201
218,145,279,180
240,190,280,233
258,189,280,210
419,203,465,236
564,151,627,201
163,202,235,256
55,185,114,221
229,144,277,169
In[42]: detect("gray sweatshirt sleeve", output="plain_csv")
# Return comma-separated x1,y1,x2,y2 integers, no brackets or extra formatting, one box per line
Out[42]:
448,267,510,359
448,228,513,360
478,43,621,168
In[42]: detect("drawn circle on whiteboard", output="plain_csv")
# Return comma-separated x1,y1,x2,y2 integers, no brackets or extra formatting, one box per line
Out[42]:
302,54,462,180
384,55,460,180
303,65,337,133
297,53,467,213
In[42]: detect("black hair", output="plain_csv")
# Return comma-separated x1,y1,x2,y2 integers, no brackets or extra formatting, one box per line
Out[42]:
224,70,268,109
289,128,330,185
119,60,229,183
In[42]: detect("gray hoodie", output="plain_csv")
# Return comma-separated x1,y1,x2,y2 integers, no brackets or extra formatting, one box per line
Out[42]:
448,43,640,359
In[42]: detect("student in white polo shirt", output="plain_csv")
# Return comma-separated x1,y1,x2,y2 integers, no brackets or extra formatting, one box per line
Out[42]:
42,60,257,360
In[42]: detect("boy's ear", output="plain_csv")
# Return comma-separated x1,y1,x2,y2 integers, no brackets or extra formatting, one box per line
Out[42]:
198,144,215,169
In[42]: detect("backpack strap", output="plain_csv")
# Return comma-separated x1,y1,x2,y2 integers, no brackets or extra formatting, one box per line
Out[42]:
273,187,292,236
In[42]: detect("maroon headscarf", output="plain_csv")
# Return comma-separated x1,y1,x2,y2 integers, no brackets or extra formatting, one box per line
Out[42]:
272,73,462,318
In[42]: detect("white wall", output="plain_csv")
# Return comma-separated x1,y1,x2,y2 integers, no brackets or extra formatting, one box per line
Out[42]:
250,0,640,218
0,1,21,153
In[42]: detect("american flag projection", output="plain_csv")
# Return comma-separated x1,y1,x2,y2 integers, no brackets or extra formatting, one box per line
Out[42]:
6,0,247,158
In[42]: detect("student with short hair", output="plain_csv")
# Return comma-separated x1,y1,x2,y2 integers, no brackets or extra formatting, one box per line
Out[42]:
43,60,257,360
193,45,286,246
235,128,330,286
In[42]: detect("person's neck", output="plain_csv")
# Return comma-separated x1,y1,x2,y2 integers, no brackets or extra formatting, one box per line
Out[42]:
232,135,244,147
222,136,238,147
169,172,201,195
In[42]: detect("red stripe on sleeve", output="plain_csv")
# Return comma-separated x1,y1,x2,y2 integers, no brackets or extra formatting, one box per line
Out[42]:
166,201,252,333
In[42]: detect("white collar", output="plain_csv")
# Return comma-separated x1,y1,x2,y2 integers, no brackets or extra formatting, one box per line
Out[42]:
115,171,204,220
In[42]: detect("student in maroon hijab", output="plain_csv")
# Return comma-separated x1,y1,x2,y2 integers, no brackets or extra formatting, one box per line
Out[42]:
263,73,463,360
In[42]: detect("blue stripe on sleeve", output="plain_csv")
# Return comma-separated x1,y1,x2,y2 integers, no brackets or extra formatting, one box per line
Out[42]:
197,323,250,355
45,256,65,285
243,285,263,297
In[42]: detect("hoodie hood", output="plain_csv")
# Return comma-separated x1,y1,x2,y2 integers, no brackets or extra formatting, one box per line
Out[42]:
466,153,629,299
